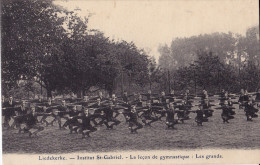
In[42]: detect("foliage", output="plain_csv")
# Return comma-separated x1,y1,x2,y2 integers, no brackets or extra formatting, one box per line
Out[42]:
158,27,260,94
1,0,150,98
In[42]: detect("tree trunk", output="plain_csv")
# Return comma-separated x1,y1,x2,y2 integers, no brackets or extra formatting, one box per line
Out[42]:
108,89,113,97
82,89,86,97
47,88,52,99
77,90,82,98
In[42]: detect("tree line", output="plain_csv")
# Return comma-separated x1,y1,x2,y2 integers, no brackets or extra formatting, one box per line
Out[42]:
1,0,152,98
158,26,260,94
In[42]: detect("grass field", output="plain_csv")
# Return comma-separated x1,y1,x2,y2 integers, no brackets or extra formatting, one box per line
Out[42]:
2,103,260,154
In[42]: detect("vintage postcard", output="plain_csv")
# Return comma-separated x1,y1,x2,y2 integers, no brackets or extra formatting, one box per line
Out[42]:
1,0,260,164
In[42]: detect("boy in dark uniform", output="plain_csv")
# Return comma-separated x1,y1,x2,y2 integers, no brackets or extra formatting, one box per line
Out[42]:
165,103,179,129
238,89,249,109
227,98,236,115
76,109,99,138
244,100,259,121
220,89,226,98
146,90,153,102
62,105,81,132
184,89,194,101
167,90,175,103
37,98,58,126
77,96,96,107
219,91,229,106
165,90,182,104
192,105,208,126
122,91,129,104
131,94,144,108
154,91,167,120
202,99,214,118
139,102,159,126
2,95,5,104
49,100,69,129
125,105,143,133
176,100,192,123
201,90,208,100
2,96,17,128
11,101,30,131
108,94,126,118
101,101,121,129
88,98,107,126
252,89,260,108
89,91,107,102
24,106,44,137
141,90,158,102
221,101,235,123
159,91,167,104
255,89,260,101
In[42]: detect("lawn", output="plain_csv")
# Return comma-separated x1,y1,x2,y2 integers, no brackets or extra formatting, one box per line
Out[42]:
2,103,260,154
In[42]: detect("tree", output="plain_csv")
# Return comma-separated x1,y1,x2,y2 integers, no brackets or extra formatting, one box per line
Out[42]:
1,0,68,98
158,32,237,70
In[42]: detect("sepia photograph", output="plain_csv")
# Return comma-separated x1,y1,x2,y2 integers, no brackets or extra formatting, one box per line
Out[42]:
1,0,260,164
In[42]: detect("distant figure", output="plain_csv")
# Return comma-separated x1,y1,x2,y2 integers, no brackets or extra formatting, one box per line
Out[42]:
193,105,208,126
165,103,178,129
221,101,235,123
244,99,258,121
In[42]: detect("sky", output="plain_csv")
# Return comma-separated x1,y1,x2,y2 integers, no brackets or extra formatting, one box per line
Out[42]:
54,0,259,61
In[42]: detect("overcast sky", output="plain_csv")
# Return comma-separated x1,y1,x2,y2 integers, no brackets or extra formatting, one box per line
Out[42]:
54,0,259,61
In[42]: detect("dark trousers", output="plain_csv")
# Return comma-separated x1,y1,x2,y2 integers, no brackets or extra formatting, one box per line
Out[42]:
129,120,143,131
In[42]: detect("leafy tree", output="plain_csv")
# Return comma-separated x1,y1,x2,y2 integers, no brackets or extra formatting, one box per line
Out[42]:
158,32,237,69
1,0,68,97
